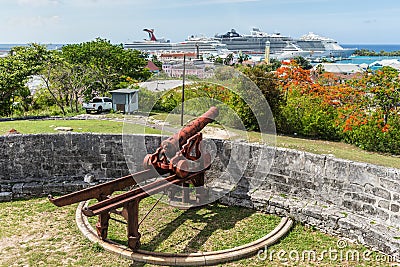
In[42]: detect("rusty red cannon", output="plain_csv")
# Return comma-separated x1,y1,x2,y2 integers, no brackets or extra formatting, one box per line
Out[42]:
49,107,219,250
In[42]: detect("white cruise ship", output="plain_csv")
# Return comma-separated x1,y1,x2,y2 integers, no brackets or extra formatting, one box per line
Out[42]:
214,28,292,55
214,28,356,59
124,29,228,55
124,28,356,60
123,29,173,52
296,32,356,59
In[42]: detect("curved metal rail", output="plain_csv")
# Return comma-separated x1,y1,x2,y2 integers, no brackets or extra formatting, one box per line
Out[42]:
76,201,293,266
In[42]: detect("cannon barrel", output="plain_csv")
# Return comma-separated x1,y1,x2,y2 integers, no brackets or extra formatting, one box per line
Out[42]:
161,106,218,158
48,169,157,207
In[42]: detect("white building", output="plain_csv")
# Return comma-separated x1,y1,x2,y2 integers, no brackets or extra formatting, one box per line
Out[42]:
162,61,214,79
369,59,400,71
313,63,364,75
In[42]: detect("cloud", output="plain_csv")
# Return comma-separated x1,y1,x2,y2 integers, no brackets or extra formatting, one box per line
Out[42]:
7,15,60,27
195,0,260,3
16,0,60,6
66,0,131,6
176,0,260,6
364,19,378,24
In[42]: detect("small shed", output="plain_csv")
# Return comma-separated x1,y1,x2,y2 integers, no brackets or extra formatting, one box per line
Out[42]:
109,88,139,114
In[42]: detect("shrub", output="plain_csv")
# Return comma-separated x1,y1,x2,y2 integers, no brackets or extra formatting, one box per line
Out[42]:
342,113,400,154
279,89,341,140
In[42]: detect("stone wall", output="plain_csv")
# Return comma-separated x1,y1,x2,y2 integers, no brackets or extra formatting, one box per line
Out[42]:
0,133,399,256
0,133,159,200
212,141,400,257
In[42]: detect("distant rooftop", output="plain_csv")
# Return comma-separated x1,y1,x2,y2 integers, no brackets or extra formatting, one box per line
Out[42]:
109,88,139,94
139,80,193,92
314,63,364,74
369,59,400,70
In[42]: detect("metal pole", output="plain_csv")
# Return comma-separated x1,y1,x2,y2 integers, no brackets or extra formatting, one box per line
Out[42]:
181,54,186,126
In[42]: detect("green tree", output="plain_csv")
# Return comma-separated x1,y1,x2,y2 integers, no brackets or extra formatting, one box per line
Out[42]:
0,44,50,116
238,65,283,119
224,53,234,65
237,53,249,64
362,66,400,124
61,38,151,99
294,56,313,70
151,55,163,69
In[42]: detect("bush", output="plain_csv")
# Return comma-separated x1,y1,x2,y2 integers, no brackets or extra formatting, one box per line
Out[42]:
342,113,400,154
279,89,341,140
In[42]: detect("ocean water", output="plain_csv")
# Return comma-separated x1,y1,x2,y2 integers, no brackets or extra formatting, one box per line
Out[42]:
337,44,400,65
0,43,64,51
342,44,400,52
337,55,400,65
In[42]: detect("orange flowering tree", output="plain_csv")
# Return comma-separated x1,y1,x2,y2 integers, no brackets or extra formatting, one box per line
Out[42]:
275,60,347,139
340,66,400,153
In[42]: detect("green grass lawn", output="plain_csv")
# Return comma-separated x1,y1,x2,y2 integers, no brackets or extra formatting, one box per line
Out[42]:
0,197,389,267
0,119,161,135
247,131,400,169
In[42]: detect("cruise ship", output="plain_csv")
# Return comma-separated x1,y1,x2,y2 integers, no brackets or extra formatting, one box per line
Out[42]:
214,28,356,59
124,29,228,55
296,32,356,59
124,28,356,60
123,29,173,52
214,28,292,56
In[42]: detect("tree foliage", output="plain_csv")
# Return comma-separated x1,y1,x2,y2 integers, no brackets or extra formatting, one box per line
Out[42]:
0,44,50,116
61,38,151,99
0,39,151,116
238,64,283,128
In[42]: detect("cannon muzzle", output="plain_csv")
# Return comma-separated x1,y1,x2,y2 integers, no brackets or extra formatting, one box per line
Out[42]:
161,106,219,158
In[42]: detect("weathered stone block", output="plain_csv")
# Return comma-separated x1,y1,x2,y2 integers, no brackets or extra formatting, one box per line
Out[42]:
268,195,288,210
349,162,380,186
343,200,363,212
375,208,390,222
284,149,305,172
252,146,275,174
303,153,326,177
271,182,291,194
380,178,400,193
23,182,43,196
325,157,350,182
346,193,376,205
391,204,399,213
266,173,288,184
371,187,391,200
0,192,12,202
378,200,390,210
362,204,377,216
12,183,24,194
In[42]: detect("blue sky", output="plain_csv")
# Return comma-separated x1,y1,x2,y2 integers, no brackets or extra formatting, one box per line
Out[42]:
0,0,399,44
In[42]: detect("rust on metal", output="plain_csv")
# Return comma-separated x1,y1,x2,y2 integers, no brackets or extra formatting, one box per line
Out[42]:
49,107,219,251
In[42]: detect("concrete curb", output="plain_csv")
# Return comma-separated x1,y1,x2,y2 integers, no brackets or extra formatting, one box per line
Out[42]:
76,201,293,266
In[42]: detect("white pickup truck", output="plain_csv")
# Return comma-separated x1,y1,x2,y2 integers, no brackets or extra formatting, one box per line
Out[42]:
83,97,113,114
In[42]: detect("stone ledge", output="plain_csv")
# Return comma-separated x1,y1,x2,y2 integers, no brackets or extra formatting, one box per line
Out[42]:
221,190,400,258
0,192,12,202
2,180,93,202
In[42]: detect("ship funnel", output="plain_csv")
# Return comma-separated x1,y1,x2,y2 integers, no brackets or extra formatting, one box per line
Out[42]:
143,29,157,41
